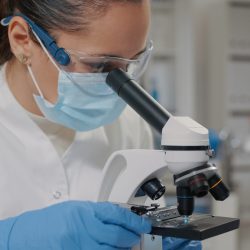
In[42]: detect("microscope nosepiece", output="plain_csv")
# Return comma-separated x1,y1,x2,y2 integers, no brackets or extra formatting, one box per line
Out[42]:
188,173,209,198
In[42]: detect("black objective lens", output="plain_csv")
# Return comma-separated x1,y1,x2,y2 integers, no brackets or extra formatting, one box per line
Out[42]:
188,173,209,198
208,174,230,201
141,178,166,200
177,186,194,216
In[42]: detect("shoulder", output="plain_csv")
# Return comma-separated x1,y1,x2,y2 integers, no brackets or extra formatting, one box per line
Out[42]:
104,106,154,149
120,106,143,124
117,106,149,132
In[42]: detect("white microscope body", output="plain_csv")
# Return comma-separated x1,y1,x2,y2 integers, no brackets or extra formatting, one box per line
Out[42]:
96,69,230,249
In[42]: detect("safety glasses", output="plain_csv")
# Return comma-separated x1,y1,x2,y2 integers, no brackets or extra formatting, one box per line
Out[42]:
1,13,153,79
64,40,153,78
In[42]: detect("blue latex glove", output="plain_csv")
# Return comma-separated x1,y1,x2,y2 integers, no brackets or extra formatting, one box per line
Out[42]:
163,237,202,250
0,201,152,250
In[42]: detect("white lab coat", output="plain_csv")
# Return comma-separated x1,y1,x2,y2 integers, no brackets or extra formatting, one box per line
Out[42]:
0,66,153,220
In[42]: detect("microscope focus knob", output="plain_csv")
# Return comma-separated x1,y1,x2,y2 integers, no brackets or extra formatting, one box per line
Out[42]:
141,178,166,200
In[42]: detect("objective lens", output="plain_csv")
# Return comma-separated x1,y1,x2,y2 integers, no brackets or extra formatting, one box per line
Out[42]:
141,178,166,200
177,186,194,216
188,173,209,198
208,174,230,201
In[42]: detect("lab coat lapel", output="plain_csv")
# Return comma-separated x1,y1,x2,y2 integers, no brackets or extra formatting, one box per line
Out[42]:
62,128,110,201
0,76,69,219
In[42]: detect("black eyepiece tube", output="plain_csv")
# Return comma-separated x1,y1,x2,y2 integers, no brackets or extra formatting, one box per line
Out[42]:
106,69,171,133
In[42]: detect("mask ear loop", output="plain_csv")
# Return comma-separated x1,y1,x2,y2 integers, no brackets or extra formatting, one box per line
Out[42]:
30,29,76,87
27,66,44,99
27,29,62,100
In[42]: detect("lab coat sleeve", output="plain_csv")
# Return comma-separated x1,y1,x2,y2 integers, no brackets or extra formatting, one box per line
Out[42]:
104,107,154,150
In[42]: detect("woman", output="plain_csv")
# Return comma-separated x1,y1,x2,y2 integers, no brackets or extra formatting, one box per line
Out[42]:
0,0,201,249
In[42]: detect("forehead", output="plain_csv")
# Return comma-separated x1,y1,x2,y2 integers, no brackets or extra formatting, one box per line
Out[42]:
55,1,151,58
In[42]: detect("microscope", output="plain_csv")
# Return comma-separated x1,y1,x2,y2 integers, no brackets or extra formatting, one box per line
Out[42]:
97,69,239,249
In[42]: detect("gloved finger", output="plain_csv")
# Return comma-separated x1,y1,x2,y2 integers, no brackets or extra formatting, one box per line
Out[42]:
91,202,152,234
163,237,202,250
80,211,141,248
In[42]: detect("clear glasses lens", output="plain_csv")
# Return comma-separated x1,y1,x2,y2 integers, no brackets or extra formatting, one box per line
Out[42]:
63,41,153,78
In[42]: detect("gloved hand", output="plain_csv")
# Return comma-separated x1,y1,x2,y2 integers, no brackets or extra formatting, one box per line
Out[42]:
0,201,152,250
163,237,202,250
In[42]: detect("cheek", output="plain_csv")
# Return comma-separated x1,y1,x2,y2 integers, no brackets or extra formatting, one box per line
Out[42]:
30,46,59,103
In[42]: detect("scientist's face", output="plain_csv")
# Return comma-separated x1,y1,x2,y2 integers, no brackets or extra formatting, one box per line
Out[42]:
8,0,151,112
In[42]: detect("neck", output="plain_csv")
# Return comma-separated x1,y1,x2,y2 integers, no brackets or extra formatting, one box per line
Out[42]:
6,59,43,116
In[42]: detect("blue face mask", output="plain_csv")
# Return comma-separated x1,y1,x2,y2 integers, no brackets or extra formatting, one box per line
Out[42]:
27,36,126,132
29,68,127,131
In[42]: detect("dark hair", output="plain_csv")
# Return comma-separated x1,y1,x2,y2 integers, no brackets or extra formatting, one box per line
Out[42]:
0,0,142,65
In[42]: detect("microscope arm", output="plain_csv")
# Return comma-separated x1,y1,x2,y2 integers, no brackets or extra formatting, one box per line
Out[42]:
98,150,167,204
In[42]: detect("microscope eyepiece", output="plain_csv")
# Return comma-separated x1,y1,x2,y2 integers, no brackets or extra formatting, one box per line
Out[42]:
188,173,209,198
208,174,230,201
106,69,170,133
141,178,166,200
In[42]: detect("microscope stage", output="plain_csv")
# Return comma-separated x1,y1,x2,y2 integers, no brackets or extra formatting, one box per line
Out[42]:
151,214,240,240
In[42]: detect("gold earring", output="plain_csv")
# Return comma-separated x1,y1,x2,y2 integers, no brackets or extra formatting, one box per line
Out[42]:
17,54,29,64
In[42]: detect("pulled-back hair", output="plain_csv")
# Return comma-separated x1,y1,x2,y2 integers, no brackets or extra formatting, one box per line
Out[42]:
0,0,142,65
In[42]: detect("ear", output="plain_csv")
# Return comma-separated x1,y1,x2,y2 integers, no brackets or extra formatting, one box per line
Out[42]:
8,16,34,62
